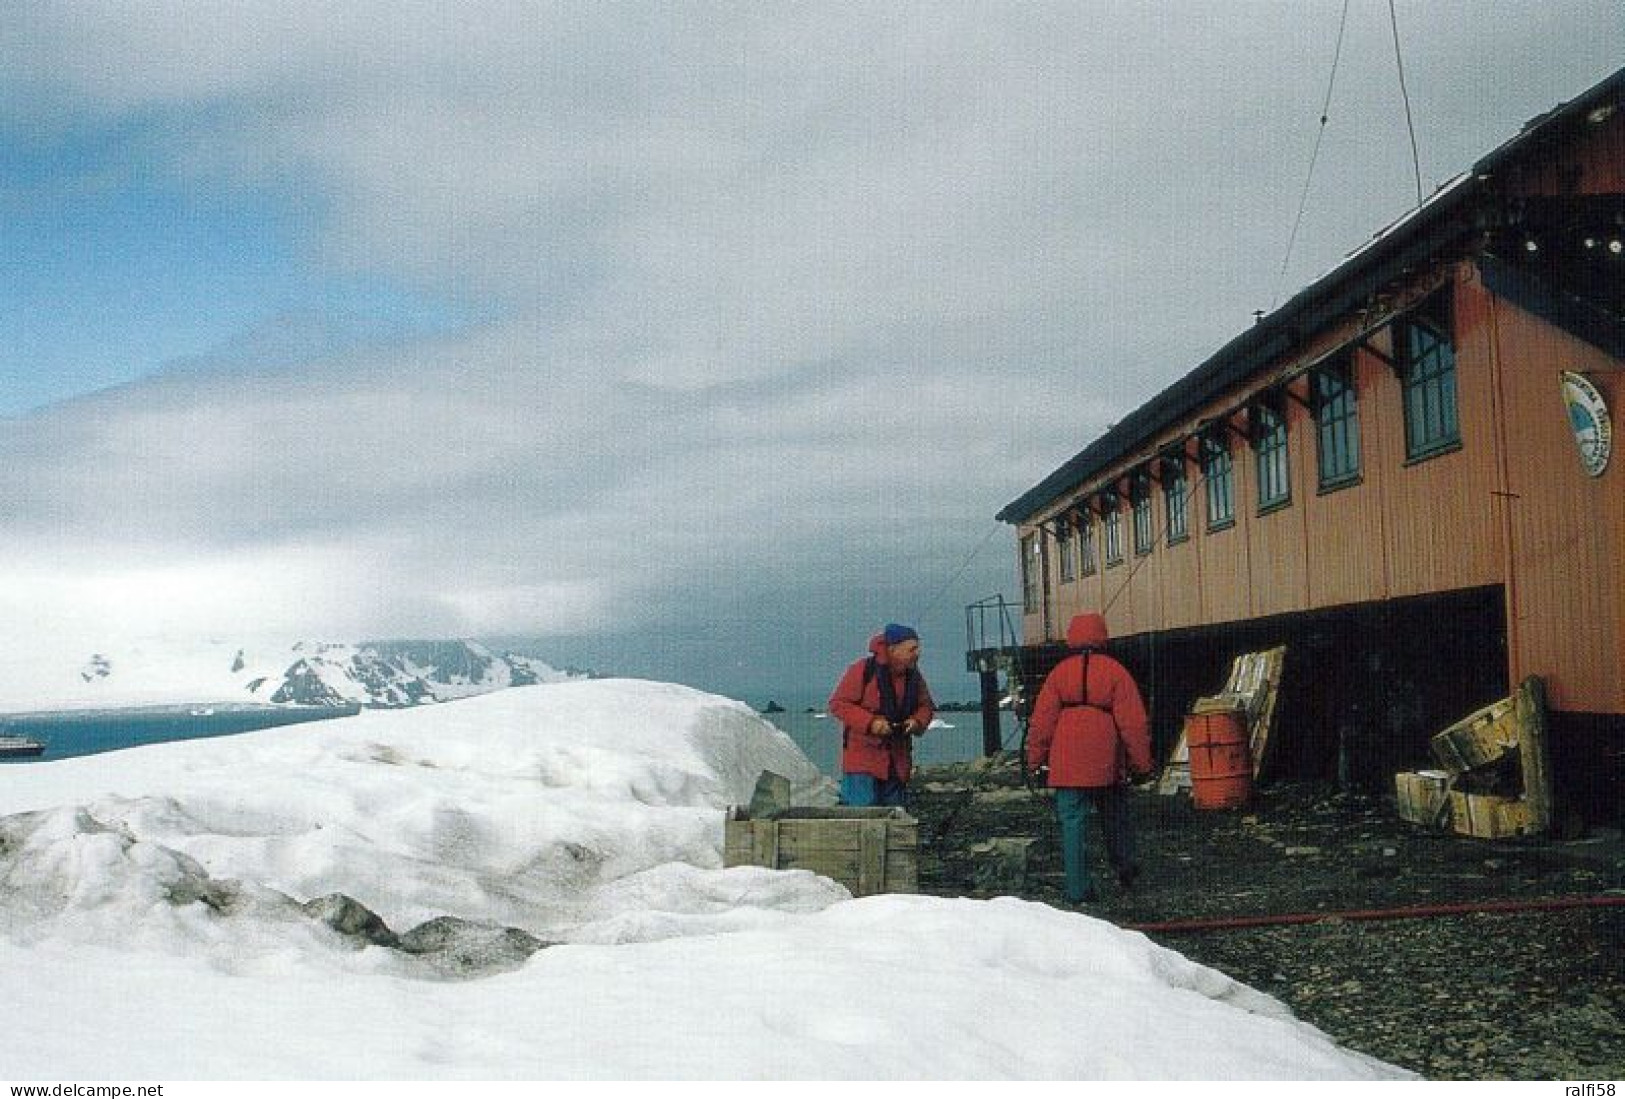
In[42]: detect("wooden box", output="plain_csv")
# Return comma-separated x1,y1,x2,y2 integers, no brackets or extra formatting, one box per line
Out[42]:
723,807,918,897
1449,791,1533,839
1395,769,1452,827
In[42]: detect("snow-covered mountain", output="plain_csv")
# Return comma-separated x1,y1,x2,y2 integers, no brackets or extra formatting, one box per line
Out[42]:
5,639,581,712
245,640,580,707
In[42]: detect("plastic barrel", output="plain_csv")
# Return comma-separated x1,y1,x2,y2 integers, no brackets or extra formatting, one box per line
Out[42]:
1185,710,1252,809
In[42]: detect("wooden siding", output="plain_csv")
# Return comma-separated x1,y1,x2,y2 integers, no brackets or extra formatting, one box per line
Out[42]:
1018,269,1625,717
1302,349,1391,608
1483,285,1625,713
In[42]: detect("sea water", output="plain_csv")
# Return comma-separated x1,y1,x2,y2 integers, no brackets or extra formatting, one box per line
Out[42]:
762,708,1024,775
1,700,1025,772
0,704,361,763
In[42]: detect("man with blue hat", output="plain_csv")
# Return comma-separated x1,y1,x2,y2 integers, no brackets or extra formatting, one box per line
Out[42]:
828,623,936,806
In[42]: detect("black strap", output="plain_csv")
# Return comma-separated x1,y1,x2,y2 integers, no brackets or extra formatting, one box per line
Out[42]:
1060,651,1112,714
873,656,920,726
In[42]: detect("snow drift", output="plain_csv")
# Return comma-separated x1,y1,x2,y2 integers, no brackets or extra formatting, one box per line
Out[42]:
0,679,1408,1080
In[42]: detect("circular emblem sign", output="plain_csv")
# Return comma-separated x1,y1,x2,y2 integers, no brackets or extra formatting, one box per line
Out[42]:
1561,371,1612,478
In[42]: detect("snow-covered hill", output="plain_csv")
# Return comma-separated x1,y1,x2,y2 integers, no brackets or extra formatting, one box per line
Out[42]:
0,679,1405,1080
2,637,579,712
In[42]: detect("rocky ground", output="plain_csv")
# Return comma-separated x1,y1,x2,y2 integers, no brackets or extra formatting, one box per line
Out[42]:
908,754,1625,1081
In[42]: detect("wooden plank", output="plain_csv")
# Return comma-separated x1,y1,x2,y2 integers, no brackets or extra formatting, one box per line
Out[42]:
1514,675,1554,833
1247,646,1287,777
1157,730,1192,794
857,820,886,896
752,820,781,869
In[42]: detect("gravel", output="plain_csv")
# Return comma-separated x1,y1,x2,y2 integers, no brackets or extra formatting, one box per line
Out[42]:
909,753,1625,1080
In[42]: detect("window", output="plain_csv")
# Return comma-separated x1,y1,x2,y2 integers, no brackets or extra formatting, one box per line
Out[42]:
1101,494,1123,566
1057,518,1076,584
1021,534,1042,614
1314,357,1361,488
1162,454,1189,543
1079,513,1097,576
1254,399,1290,511
1202,433,1235,529
1398,292,1460,460
1131,472,1154,555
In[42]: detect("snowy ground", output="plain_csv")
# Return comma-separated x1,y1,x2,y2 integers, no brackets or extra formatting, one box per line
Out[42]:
0,679,1409,1080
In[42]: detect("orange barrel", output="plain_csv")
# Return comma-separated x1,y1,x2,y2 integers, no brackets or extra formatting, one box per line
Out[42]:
1185,709,1252,809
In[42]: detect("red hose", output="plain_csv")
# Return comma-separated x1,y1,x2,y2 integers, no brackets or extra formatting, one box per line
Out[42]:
1123,893,1625,934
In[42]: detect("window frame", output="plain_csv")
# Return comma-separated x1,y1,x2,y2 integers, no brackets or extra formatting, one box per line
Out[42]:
1162,452,1190,544
1130,471,1155,556
1397,290,1461,462
1202,432,1235,531
1253,397,1291,514
1079,510,1097,576
1021,533,1043,614
1057,516,1077,584
1313,355,1362,491
1101,492,1124,567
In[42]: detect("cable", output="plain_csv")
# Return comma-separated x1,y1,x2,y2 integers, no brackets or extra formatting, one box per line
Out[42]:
1388,0,1426,209
1272,0,1351,310
914,521,1003,622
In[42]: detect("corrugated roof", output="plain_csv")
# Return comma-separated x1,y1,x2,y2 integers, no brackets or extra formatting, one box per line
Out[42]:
998,64,1625,525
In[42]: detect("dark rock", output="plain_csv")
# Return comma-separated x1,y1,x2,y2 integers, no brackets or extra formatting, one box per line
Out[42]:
302,893,400,948
397,915,550,978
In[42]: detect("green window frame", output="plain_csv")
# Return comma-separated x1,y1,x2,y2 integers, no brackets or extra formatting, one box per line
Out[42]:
1021,534,1042,614
1398,292,1460,461
1079,512,1097,576
1254,399,1290,512
1314,357,1361,489
1162,454,1189,544
1131,473,1154,556
1057,518,1076,584
1101,494,1123,566
1202,434,1235,530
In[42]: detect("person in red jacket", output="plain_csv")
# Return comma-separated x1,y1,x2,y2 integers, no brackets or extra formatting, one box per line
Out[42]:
828,623,936,807
1028,612,1154,905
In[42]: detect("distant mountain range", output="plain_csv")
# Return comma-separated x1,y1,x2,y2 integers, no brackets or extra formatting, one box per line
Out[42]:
235,640,582,707
11,639,586,712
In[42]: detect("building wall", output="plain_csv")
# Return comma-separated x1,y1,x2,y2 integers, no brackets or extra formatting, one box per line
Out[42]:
1017,267,1624,718
1482,283,1625,713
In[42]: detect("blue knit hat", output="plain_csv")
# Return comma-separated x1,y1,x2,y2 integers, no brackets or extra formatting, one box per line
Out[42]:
882,623,919,645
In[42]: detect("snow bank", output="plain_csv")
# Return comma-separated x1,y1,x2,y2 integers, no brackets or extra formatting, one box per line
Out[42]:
0,679,1408,1080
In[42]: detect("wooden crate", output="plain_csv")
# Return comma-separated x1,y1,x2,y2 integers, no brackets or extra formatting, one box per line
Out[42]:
1395,769,1452,827
723,807,918,896
1430,696,1521,772
1450,790,1534,839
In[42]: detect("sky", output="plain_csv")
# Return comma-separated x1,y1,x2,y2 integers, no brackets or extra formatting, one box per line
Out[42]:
2,2,1622,707
0,679,1407,1080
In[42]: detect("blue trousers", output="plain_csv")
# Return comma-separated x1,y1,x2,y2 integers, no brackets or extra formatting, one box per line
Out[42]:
840,773,908,807
1054,786,1136,903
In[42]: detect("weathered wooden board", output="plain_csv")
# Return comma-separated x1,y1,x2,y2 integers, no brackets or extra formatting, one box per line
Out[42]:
1395,769,1452,827
724,808,919,896
1401,677,1551,837
1450,790,1534,839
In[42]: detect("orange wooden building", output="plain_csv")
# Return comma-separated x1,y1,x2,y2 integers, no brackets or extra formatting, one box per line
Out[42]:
988,66,1625,821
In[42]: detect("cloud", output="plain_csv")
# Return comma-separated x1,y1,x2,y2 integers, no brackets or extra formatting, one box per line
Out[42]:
1,3,1620,696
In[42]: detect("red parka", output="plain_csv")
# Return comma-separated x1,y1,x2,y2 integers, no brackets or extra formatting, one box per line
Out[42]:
829,635,936,783
1028,613,1153,788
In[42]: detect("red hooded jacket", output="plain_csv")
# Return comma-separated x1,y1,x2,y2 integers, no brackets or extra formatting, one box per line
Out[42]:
828,635,936,782
1027,613,1153,788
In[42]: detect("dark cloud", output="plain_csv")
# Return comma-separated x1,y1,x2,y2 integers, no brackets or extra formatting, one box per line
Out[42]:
0,2,1618,700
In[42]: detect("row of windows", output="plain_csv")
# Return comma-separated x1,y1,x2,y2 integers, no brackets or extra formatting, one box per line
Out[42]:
1026,293,1460,610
